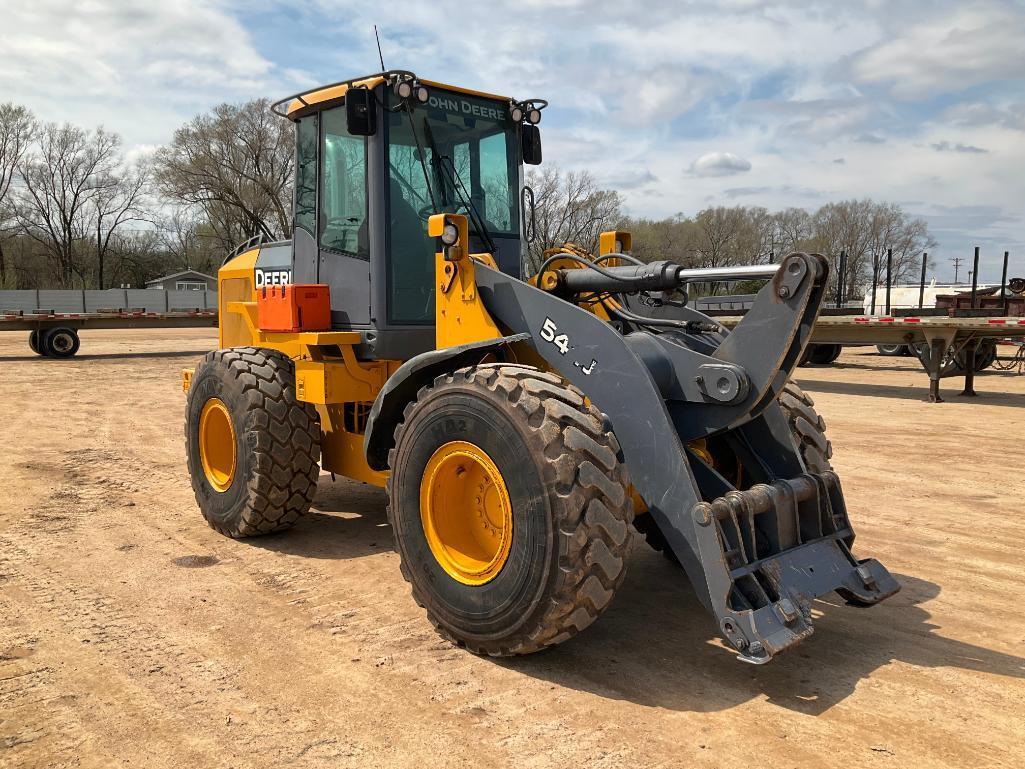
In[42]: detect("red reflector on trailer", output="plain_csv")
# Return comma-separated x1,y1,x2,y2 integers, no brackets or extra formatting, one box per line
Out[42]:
988,318,1008,324
879,317,895,322
904,317,921,323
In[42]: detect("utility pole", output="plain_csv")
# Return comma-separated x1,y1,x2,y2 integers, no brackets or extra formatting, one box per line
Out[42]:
951,257,963,283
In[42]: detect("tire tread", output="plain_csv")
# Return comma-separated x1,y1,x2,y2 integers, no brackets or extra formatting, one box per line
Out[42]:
186,346,320,538
387,363,634,656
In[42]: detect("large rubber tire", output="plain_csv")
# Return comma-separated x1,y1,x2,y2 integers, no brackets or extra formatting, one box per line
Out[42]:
42,327,80,358
387,363,634,656
778,381,832,472
637,381,831,560
185,347,321,538
28,330,42,355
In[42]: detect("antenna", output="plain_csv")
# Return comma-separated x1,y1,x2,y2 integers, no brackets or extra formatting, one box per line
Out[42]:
374,25,386,70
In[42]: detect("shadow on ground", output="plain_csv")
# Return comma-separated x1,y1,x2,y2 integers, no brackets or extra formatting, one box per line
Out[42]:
1,349,211,362
254,478,1025,715
248,477,392,561
797,377,1025,405
500,558,1025,715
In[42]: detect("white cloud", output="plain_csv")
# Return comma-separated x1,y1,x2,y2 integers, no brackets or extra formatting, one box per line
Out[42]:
850,4,1025,98
3,0,1024,278
0,0,296,147
691,152,752,177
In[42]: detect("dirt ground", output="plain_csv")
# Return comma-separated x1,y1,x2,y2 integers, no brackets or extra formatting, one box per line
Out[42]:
1,328,1023,769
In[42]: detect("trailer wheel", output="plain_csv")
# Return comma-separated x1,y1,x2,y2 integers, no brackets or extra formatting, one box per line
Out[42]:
387,363,634,656
801,343,842,366
185,347,321,538
28,330,43,356
876,344,907,357
638,380,831,562
42,327,80,358
909,339,998,377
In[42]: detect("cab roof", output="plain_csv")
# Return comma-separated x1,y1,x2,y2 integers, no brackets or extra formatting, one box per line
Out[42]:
271,70,512,119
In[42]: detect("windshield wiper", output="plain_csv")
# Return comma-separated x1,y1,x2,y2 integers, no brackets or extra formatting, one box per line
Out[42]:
421,117,498,255
401,103,438,212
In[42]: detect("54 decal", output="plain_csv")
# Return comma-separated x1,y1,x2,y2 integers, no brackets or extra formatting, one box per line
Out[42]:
538,317,597,375
539,318,570,354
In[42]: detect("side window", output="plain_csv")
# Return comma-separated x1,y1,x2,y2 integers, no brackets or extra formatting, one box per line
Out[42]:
387,113,435,324
294,115,317,236
479,132,514,231
320,107,368,258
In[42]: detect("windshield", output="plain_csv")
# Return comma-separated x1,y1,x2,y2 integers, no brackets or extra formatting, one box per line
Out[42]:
388,90,519,236
386,88,520,323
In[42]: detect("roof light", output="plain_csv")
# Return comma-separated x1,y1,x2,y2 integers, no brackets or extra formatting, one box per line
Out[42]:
527,108,541,125
509,103,524,123
415,85,429,103
394,80,413,99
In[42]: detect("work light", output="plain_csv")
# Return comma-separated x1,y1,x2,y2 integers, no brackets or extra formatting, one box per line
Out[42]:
527,108,541,124
415,85,429,103
441,223,459,246
510,103,524,123
394,80,413,99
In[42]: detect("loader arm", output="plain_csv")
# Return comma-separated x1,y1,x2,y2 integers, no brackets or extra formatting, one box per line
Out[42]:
472,254,899,662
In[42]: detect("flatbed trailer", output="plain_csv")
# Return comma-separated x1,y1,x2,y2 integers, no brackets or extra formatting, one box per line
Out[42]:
1,310,218,358
718,313,1025,402
7,305,1022,402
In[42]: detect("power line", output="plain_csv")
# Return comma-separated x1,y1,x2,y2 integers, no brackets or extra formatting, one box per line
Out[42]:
951,257,963,283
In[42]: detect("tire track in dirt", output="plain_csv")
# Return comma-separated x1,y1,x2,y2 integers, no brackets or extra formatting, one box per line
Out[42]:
4,331,1025,769
0,449,385,768
4,438,639,767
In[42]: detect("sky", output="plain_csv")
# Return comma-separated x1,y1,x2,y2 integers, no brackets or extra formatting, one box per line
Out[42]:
2,0,1024,281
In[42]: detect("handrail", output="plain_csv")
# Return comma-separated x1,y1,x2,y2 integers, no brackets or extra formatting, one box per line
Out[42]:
221,233,266,266
269,69,417,118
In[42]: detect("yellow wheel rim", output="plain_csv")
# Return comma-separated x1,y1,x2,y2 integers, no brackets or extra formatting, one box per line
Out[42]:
420,441,513,585
199,398,237,492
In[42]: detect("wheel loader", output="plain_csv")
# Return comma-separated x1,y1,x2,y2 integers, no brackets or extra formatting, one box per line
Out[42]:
182,69,899,663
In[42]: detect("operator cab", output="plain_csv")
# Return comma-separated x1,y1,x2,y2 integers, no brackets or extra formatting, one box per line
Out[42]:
271,71,544,359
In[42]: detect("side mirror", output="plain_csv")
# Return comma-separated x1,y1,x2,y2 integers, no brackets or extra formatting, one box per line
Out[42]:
521,124,542,165
346,88,376,136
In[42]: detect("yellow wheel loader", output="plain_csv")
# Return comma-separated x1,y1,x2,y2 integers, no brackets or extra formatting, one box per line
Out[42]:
183,70,898,663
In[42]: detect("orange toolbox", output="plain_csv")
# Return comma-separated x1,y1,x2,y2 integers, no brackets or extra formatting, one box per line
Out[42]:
257,284,331,332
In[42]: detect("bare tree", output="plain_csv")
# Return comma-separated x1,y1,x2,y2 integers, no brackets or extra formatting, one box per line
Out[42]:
525,166,621,273
91,159,151,288
106,229,167,289
619,214,700,265
154,99,294,252
0,103,36,287
622,200,934,300
813,200,935,301
158,206,221,276
15,123,116,286
770,207,815,258
12,122,149,288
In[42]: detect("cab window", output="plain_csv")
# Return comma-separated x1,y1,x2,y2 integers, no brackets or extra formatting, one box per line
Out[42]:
294,114,318,236
320,106,368,258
